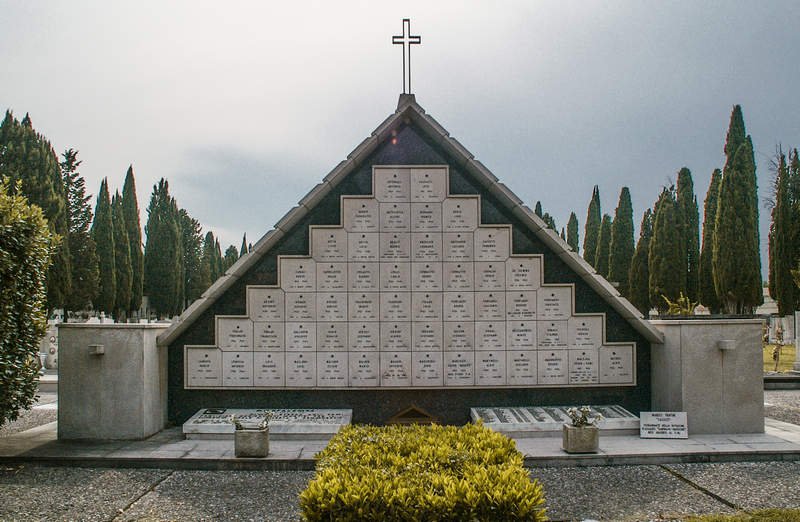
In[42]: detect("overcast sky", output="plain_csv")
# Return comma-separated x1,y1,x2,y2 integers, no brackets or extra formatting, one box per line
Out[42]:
2,2,799,272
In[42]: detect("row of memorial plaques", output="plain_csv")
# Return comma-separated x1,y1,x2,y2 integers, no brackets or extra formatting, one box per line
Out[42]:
341,197,480,232
185,345,634,388
372,167,450,203
215,316,604,351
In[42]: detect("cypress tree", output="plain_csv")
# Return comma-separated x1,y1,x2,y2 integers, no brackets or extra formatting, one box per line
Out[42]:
594,214,613,279
122,166,143,314
608,187,635,295
240,233,248,258
770,149,798,315
91,179,115,314
583,186,601,267
223,245,239,271
200,231,216,289
534,201,543,218
60,149,99,312
543,213,557,231
179,209,204,306
699,169,722,312
566,212,579,254
214,239,224,279
676,167,700,300
628,208,653,315
649,187,682,311
560,228,566,241
112,191,132,320
143,179,182,318
713,106,762,314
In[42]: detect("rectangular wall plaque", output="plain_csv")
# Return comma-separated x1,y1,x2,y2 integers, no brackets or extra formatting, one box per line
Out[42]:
640,412,688,439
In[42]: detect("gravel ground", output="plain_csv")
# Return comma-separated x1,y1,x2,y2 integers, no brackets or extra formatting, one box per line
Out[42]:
764,389,800,425
0,393,57,437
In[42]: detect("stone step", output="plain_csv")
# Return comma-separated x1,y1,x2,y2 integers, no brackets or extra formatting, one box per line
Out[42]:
183,408,352,440
471,405,640,437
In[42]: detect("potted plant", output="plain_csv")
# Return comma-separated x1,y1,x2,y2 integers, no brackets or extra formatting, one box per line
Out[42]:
230,412,272,458
562,406,603,453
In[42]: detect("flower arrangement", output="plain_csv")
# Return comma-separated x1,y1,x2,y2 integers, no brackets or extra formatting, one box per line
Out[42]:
229,411,272,431
565,406,603,428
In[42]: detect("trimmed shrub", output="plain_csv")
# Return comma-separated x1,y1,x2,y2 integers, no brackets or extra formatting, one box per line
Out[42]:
299,423,547,521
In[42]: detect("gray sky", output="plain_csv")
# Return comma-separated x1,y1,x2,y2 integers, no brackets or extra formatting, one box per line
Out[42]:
2,2,799,273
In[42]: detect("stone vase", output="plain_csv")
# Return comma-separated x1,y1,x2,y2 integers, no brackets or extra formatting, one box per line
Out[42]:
234,428,269,458
562,424,599,453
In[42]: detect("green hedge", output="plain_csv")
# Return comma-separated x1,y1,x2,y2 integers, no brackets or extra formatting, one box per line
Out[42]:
299,423,547,521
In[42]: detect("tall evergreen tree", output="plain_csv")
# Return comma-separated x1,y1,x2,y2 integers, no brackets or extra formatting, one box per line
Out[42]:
676,167,700,300
649,187,682,312
240,233,248,258
178,209,204,307
713,106,762,314
200,231,216,291
699,169,722,312
223,245,239,271
0,110,71,310
122,166,143,314
628,208,653,315
594,214,613,279
534,201,543,218
112,191,132,320
608,187,635,295
214,239,224,278
60,149,98,312
90,179,115,313
583,186,601,267
560,228,566,241
143,179,182,318
770,148,799,315
566,212,579,254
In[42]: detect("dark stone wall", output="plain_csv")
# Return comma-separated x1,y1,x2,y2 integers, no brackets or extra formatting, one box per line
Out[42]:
167,122,651,426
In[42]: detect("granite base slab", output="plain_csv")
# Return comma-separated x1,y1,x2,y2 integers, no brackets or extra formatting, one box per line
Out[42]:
183,408,351,440
471,405,640,437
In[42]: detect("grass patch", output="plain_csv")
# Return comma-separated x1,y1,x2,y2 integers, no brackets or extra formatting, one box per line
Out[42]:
763,343,796,373
686,508,800,521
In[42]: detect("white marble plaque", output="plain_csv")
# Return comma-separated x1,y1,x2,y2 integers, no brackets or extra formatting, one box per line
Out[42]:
380,262,411,291
379,232,411,260
506,257,542,290
374,168,410,202
410,168,447,202
444,351,474,386
444,292,474,321
538,286,572,319
412,322,443,351
442,262,473,291
285,352,316,387
311,227,348,262
640,412,688,439
475,322,506,350
537,320,568,348
285,322,316,351
317,322,348,351
442,197,479,231
348,233,379,261
506,321,536,349
348,322,380,351
411,233,443,261
380,292,411,321
186,347,222,387
342,197,379,232
349,352,380,386
379,202,411,232
475,351,506,386
444,321,474,351
316,352,347,387
506,350,538,386
316,293,347,322
506,291,537,320
568,315,603,349
348,263,379,291
537,350,568,385
569,349,598,384
411,203,442,231
380,352,412,386
599,345,634,384
380,322,411,351
216,317,253,350
253,351,284,387
474,227,510,261
475,262,506,290
280,258,316,292
247,287,284,322
475,291,505,321
285,293,315,322
411,262,443,291
413,351,443,386
348,292,379,322
253,322,284,351
316,263,347,291
443,232,474,261
412,292,443,321
222,352,253,387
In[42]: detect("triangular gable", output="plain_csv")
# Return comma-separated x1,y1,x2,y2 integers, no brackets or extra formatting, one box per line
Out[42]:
159,94,663,347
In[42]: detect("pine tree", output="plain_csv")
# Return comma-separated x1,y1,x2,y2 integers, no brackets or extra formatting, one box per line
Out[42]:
566,212,579,254
60,149,98,312
143,179,182,318
770,148,799,315
608,187,635,295
583,186,601,267
649,187,682,312
699,169,722,312
223,245,239,271
676,167,700,300
628,208,653,315
91,179,115,313
112,191,132,320
240,233,248,258
713,105,762,314
122,166,143,314
594,214,613,279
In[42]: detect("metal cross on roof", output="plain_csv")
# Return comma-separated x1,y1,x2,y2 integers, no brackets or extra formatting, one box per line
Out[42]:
392,19,421,94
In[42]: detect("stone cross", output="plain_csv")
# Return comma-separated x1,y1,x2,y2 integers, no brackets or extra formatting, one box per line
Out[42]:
392,19,421,94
